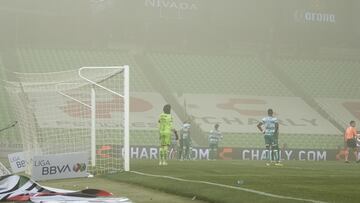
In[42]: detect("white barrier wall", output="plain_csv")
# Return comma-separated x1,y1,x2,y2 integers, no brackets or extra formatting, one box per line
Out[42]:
29,92,182,130
315,98,360,128
180,94,341,134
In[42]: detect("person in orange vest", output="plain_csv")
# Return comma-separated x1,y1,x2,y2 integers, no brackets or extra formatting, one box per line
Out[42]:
344,121,358,163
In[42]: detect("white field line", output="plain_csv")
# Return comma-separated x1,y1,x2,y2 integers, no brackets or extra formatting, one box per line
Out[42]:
131,171,328,203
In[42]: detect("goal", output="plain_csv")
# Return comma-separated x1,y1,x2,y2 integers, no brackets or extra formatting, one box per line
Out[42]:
4,66,130,175
0,162,11,176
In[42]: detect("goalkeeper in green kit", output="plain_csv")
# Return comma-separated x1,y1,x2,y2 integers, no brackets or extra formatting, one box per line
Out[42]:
158,104,178,166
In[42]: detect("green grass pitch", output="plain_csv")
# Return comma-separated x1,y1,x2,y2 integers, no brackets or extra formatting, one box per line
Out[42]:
103,160,360,203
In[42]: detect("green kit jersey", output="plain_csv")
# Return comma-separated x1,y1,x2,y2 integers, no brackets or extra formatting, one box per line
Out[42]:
159,113,173,134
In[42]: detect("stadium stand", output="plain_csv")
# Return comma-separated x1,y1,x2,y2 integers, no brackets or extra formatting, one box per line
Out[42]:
314,98,360,129
1,48,162,149
16,48,163,146
17,48,154,92
148,53,344,149
274,57,360,145
1,49,349,150
275,58,360,99
148,53,294,96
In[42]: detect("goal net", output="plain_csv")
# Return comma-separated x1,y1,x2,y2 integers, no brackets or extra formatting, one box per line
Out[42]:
0,162,11,176
4,66,129,175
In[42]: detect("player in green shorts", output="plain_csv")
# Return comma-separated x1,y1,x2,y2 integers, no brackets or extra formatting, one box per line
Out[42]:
272,131,280,163
257,109,282,166
158,104,178,166
179,121,192,160
169,130,179,160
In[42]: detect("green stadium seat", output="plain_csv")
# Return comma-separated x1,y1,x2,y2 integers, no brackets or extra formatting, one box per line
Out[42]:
16,48,154,92
275,58,360,98
148,53,294,96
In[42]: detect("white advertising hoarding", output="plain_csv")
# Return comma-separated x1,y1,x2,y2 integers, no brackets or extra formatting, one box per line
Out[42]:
28,92,182,130
31,152,88,181
315,98,360,127
180,94,341,134
8,152,28,173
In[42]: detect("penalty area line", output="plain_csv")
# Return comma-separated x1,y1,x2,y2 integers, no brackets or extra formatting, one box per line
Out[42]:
131,171,327,203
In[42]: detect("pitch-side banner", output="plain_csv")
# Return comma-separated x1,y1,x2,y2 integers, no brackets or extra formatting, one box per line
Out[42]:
31,152,88,181
28,92,181,130
100,145,343,161
8,152,28,173
315,98,360,126
180,94,340,134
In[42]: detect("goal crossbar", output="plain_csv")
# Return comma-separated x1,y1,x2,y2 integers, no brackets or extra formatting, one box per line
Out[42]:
78,67,125,98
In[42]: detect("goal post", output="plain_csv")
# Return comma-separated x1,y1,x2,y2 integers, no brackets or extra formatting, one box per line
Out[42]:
123,66,130,172
78,66,130,172
4,65,130,175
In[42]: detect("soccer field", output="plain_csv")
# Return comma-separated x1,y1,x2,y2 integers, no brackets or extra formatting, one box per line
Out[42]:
103,160,360,203
40,175,206,203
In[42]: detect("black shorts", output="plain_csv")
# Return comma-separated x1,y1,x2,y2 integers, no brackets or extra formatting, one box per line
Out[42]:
346,139,357,148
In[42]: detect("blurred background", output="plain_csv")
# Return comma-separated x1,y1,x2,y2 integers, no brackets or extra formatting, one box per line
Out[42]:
0,0,359,159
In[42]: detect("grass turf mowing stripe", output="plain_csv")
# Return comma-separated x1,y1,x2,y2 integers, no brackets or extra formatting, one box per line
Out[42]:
131,171,327,203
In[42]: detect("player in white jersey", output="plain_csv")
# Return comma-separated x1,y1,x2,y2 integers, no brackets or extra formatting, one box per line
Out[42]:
179,121,192,160
208,124,223,160
257,109,281,166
